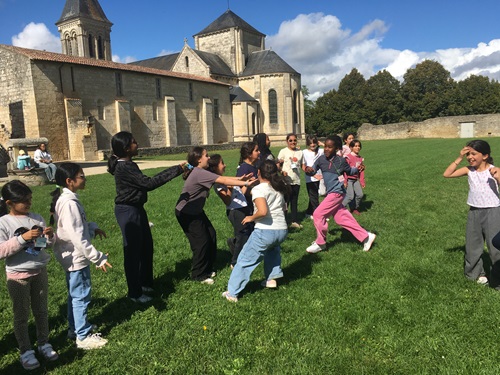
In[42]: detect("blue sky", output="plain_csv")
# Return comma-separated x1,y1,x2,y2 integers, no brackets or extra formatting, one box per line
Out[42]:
1,0,500,99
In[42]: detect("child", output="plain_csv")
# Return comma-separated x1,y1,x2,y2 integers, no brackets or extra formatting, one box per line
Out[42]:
305,135,376,253
0,180,58,370
222,160,290,302
176,147,256,285
108,131,185,303
443,140,500,286
17,150,32,170
278,133,303,229
342,139,365,214
340,133,355,156
302,135,324,219
50,162,112,350
253,133,275,169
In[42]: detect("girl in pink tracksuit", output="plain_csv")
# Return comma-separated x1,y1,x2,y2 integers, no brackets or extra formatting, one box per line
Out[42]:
342,139,365,214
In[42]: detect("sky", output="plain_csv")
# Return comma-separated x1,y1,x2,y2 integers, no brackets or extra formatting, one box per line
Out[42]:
1,0,500,100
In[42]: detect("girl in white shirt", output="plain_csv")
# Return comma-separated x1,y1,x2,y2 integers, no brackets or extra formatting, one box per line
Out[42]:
223,160,291,302
444,140,500,287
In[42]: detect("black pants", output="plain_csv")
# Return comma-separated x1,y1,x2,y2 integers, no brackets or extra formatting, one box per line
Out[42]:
115,204,154,298
176,210,217,281
227,207,254,266
306,181,320,215
287,184,301,223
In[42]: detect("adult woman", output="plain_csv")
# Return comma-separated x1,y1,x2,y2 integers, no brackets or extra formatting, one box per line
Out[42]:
278,133,303,229
34,143,57,182
175,147,256,284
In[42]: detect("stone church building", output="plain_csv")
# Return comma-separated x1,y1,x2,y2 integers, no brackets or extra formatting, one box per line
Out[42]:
0,0,304,161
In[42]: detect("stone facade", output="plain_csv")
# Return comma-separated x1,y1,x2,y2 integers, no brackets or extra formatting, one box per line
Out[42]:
358,114,500,140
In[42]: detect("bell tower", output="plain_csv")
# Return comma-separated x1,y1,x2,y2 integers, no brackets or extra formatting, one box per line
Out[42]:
56,0,113,60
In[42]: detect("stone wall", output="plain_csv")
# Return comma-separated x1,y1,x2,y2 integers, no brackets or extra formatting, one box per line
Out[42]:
357,114,500,140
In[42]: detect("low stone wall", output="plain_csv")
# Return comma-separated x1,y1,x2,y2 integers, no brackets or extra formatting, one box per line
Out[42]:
7,168,50,186
357,114,500,140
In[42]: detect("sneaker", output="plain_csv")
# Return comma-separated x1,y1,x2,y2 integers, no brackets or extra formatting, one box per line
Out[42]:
67,324,98,340
38,343,58,361
76,333,108,350
261,279,277,288
363,232,377,251
290,222,303,229
130,294,153,303
210,271,217,278
306,241,326,254
20,350,40,370
142,286,154,293
222,291,238,302
352,210,361,215
477,276,488,285
305,214,313,220
200,278,214,285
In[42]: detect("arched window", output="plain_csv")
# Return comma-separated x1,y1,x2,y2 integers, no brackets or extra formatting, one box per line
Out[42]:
72,33,78,56
88,34,95,58
66,35,72,55
293,89,298,124
185,56,189,68
97,36,104,59
269,89,278,124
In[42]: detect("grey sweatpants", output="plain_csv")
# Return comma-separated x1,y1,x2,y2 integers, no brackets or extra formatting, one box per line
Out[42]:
465,207,500,282
342,179,364,210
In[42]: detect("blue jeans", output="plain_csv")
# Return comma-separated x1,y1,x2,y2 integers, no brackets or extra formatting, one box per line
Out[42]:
66,266,92,340
36,162,57,181
227,228,288,297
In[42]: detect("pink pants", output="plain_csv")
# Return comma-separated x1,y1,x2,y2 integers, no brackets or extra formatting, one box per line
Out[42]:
313,192,368,246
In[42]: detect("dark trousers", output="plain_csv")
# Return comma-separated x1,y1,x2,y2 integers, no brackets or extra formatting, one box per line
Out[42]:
115,204,154,298
227,207,254,266
176,210,217,280
306,181,320,215
287,184,301,222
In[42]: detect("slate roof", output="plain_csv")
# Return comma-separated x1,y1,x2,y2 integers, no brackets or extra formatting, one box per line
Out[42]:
0,45,227,86
241,50,299,77
56,0,112,25
194,10,264,37
130,54,180,71
230,86,257,103
193,50,234,77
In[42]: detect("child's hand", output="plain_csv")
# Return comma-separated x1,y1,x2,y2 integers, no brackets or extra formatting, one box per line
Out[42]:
358,163,365,171
361,183,366,188
490,167,500,182
241,216,254,225
97,254,112,272
313,174,323,180
459,146,471,157
95,229,107,240
239,173,254,181
22,228,42,242
43,227,54,239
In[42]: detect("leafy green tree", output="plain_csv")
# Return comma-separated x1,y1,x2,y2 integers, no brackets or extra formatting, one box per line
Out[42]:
336,68,368,129
400,60,455,121
448,75,500,115
364,70,402,124
302,85,316,133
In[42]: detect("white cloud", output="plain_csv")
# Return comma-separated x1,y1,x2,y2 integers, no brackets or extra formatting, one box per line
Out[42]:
268,13,500,100
12,22,60,52
112,54,137,63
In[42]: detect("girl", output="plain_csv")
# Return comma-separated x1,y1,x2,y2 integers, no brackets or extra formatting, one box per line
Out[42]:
175,147,256,284
253,132,275,169
302,135,324,219
222,160,291,302
108,131,184,303
209,147,258,268
443,140,500,286
341,133,355,157
305,135,376,253
34,143,57,182
0,180,58,370
278,133,303,229
50,163,111,350
342,139,365,215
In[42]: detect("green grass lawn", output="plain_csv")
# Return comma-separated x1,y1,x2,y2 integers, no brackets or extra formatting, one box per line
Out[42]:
1,138,500,374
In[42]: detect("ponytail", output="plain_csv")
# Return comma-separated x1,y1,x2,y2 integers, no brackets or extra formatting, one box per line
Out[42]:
49,187,61,225
259,160,291,197
107,154,119,175
183,147,204,180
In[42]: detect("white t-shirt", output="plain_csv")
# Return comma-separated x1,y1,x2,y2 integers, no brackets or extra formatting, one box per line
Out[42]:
302,148,324,183
251,182,287,230
277,147,303,185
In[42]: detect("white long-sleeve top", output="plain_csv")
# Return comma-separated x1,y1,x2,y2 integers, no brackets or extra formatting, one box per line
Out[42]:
53,188,107,271
33,148,53,164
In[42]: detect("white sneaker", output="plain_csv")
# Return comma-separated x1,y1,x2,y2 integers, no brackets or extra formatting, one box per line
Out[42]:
261,279,277,288
222,291,238,302
76,333,108,350
130,294,153,303
477,276,488,285
306,241,326,253
290,222,303,229
200,278,214,285
67,324,98,340
38,343,58,361
20,350,40,370
363,232,376,251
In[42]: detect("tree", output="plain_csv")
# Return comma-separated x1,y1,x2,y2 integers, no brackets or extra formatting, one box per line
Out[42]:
400,60,455,121
448,75,500,115
364,70,402,124
302,85,315,133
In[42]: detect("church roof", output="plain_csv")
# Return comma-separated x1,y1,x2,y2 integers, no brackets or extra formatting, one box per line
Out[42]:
130,54,180,71
230,86,257,103
194,10,264,37
193,50,234,77
0,45,227,86
56,0,112,25
241,50,299,77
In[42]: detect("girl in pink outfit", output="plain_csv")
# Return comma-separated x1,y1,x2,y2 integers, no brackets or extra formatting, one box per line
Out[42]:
340,133,355,157
342,139,365,214
304,136,376,254
444,139,500,287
